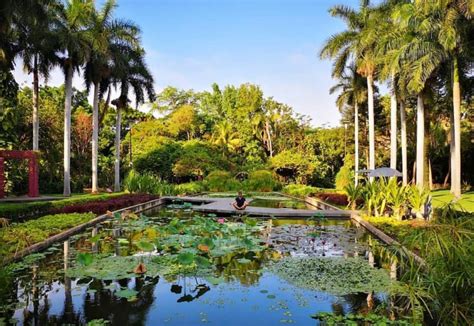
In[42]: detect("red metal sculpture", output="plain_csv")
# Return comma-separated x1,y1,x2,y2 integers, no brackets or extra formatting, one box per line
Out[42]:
0,150,39,198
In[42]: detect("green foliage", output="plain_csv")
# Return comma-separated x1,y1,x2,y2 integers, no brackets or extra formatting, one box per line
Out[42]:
133,142,182,182
282,184,318,198
124,170,176,196
311,312,415,325
243,170,281,192
204,170,240,192
270,257,393,295
270,150,316,184
335,155,353,190
174,182,205,195
0,213,95,259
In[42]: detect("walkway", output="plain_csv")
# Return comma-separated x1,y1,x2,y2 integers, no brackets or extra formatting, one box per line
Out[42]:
162,196,353,218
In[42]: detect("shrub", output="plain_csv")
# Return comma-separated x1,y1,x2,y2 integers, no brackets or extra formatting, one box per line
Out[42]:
282,184,318,198
244,170,280,192
204,170,241,192
124,170,177,196
335,155,353,190
175,182,205,195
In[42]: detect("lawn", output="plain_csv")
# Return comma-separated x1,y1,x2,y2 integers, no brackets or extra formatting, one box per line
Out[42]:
431,189,474,212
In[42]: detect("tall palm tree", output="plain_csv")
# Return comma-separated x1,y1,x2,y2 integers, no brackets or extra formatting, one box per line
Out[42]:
390,3,447,189
84,0,140,193
320,0,379,177
420,0,473,197
17,0,58,151
107,46,154,191
329,64,367,186
55,0,94,196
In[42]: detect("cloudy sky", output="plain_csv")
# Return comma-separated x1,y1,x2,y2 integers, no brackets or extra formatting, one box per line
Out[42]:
13,0,362,127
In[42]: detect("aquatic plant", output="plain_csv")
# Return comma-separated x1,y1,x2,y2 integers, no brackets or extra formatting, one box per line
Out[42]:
270,257,393,295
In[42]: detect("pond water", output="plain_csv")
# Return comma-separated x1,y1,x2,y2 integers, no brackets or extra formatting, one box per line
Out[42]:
0,201,392,325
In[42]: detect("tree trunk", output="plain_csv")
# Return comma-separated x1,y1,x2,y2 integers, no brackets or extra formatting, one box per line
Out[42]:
400,101,408,185
390,74,397,169
416,93,425,190
63,64,73,196
449,110,455,193
99,86,111,128
91,81,99,193
452,57,462,198
114,106,122,192
367,74,375,181
265,120,273,157
32,55,39,151
354,102,359,186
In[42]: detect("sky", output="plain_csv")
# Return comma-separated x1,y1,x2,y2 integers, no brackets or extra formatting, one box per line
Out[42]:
13,0,362,127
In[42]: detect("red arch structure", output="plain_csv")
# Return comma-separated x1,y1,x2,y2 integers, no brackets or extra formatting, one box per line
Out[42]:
0,150,39,199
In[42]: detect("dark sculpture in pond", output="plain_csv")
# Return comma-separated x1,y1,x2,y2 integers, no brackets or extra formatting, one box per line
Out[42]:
0,150,39,198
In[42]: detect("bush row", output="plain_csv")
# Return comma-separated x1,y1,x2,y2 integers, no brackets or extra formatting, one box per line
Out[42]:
124,169,282,195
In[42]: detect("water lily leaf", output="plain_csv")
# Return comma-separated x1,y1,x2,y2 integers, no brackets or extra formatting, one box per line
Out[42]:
136,240,154,252
197,244,209,252
177,252,195,265
194,255,211,268
118,238,129,245
267,294,276,299
205,276,224,285
77,253,94,266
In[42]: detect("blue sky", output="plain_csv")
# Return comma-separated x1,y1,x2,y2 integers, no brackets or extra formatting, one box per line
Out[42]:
14,0,362,126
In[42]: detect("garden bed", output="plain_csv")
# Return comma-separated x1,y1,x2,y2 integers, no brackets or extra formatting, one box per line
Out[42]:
0,193,158,221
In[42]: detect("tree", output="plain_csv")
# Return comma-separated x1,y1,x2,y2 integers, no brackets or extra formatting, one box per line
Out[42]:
320,0,379,178
329,64,367,186
55,0,94,196
108,46,154,191
16,0,57,151
84,0,140,193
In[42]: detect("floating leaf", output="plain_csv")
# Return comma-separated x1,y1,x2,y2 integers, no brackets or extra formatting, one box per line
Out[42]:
237,258,251,264
136,240,154,252
177,252,195,265
77,253,94,266
115,288,138,301
197,244,209,252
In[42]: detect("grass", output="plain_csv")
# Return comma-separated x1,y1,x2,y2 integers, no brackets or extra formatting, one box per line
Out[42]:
431,189,474,212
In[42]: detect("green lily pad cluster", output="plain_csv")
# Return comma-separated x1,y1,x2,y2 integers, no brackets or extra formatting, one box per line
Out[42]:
67,215,267,281
270,257,393,295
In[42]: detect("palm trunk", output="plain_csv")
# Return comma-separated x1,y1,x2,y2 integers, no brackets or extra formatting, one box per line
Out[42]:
416,93,425,190
99,86,111,128
400,101,408,185
390,74,397,169
91,81,99,193
367,74,375,180
450,111,455,193
63,64,73,196
452,57,462,198
32,55,39,151
354,102,359,186
265,121,273,157
114,106,122,192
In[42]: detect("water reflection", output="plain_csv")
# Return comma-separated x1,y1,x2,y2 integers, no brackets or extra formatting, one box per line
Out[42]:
0,214,399,325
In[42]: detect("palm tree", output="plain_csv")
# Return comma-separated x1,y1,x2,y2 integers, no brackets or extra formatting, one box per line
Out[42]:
423,0,473,197
329,64,367,186
55,0,94,196
107,46,154,192
390,3,447,189
84,0,140,193
17,0,57,151
320,0,379,177
212,120,242,156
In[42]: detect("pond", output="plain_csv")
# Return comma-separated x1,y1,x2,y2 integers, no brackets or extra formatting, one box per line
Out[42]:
0,200,395,325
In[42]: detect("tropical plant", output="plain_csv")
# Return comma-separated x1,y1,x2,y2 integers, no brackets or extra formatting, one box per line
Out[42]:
84,0,140,193
55,0,95,196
